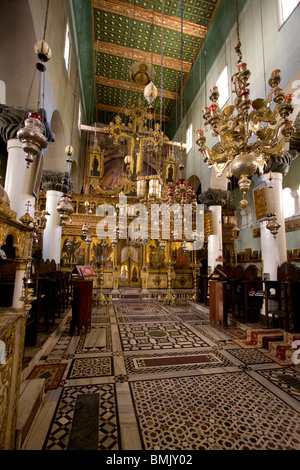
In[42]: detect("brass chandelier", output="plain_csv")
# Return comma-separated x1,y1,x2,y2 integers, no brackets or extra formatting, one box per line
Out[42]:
196,0,295,210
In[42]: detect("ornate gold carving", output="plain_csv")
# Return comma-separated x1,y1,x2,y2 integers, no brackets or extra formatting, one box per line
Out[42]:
95,75,178,101
0,314,26,450
93,0,207,37
94,41,191,73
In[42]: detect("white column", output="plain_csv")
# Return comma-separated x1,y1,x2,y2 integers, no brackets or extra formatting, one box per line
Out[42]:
208,205,223,273
43,190,63,264
4,139,36,221
260,172,287,280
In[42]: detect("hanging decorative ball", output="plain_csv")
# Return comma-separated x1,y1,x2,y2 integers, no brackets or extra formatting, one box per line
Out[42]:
34,40,52,62
65,145,74,156
144,81,158,108
17,113,48,167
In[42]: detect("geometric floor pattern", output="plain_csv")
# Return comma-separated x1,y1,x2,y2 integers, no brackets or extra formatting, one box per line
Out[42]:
24,299,300,451
44,383,119,450
130,373,300,450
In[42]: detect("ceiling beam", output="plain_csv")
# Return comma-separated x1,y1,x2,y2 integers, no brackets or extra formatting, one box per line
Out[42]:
93,0,208,38
94,41,191,73
96,103,169,122
95,75,178,101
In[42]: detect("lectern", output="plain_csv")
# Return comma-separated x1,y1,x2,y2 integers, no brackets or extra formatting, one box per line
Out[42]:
209,279,227,327
70,279,93,334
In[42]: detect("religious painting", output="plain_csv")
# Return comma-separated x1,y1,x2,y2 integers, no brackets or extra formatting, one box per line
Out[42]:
120,260,140,286
131,265,138,283
60,236,85,266
171,242,192,269
90,239,113,268
89,144,104,178
148,240,165,269
165,163,176,185
253,184,268,221
121,265,128,282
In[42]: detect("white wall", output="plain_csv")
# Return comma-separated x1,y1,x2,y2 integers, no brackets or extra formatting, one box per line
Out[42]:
173,0,300,195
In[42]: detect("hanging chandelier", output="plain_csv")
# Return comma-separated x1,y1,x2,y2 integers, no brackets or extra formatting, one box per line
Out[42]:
166,164,197,207
196,0,295,210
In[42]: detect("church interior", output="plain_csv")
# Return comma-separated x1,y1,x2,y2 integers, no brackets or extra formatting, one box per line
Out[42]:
0,0,300,452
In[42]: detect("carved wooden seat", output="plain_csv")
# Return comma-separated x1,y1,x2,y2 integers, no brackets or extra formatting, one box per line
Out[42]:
265,262,300,332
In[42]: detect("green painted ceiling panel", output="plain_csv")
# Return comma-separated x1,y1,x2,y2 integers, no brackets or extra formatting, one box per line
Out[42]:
71,0,223,128
94,9,200,62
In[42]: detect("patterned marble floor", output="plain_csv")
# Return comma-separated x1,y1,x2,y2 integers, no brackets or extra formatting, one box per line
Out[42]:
22,300,300,451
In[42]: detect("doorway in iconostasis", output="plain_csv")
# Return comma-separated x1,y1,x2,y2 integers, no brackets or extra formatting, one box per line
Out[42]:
119,242,141,288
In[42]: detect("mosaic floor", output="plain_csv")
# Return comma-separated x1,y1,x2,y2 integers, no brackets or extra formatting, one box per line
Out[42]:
23,300,300,451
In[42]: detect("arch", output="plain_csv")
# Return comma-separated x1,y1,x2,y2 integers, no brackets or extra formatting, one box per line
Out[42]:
187,175,200,190
188,175,202,202
44,110,66,173
1,234,16,259
0,0,37,109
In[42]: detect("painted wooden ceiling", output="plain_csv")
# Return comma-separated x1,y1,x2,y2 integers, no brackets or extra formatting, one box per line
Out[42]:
72,0,221,127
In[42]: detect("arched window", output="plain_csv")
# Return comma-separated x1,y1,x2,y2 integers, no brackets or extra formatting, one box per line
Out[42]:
64,22,71,73
283,187,295,218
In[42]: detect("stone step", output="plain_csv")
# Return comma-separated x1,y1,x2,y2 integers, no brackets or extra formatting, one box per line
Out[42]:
15,378,45,450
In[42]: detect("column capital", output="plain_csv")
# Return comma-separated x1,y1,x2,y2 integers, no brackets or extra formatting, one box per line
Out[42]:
264,151,296,176
199,188,229,207
15,257,31,270
41,170,73,194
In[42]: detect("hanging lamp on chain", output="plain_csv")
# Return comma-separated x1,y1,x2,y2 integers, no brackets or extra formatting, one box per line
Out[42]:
17,0,51,167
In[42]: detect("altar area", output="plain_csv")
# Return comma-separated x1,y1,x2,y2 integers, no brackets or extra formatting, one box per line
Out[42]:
36,103,210,304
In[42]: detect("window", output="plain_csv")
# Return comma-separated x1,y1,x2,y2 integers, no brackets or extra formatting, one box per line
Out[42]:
0,80,6,104
78,103,81,132
64,23,71,72
216,66,229,109
282,187,300,218
280,0,299,23
186,123,193,153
